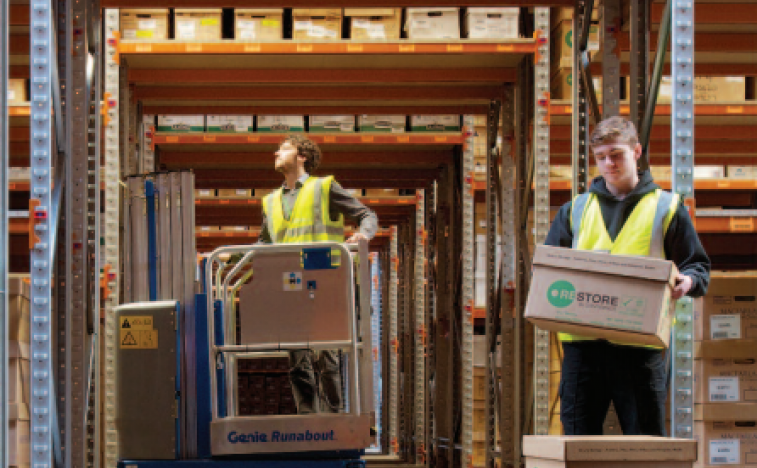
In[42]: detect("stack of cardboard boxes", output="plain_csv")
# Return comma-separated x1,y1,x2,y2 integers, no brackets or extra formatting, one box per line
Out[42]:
694,271,757,468
237,357,297,416
9,275,30,468
550,7,601,101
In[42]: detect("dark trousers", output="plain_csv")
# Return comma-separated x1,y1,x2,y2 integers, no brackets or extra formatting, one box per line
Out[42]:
559,340,667,436
289,349,342,414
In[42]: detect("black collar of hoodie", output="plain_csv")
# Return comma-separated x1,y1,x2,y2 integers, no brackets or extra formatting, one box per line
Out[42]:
589,169,660,202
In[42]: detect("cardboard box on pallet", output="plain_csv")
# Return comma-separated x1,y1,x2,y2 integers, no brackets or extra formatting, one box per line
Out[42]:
309,115,356,133
410,115,461,132
256,116,304,133
234,9,283,41
695,358,757,404
358,115,406,133
206,116,253,133
174,9,223,41
345,8,402,40
292,9,342,41
120,9,169,41
694,272,757,341
464,8,519,39
695,421,757,467
525,245,678,348
523,435,697,468
157,115,204,132
8,79,27,104
405,8,461,39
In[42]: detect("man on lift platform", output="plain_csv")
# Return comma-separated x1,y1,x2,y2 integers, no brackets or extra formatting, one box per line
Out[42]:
544,116,711,436
258,134,378,415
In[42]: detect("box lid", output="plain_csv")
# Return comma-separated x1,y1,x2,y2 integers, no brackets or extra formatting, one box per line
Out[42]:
344,8,399,17
120,9,168,16
406,7,459,14
175,8,223,15
465,7,519,14
707,271,757,295
522,436,697,461
533,245,677,284
292,8,341,17
235,8,283,15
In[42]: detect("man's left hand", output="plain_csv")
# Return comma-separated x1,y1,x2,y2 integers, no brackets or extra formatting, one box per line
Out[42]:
347,233,368,244
672,273,693,300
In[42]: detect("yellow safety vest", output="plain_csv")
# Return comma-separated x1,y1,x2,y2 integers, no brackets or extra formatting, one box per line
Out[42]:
262,176,345,244
559,188,679,347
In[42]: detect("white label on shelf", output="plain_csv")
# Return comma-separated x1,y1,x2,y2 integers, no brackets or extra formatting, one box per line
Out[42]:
711,315,741,340
235,190,247,196
709,377,739,402
709,439,739,465
139,19,157,30
177,20,196,40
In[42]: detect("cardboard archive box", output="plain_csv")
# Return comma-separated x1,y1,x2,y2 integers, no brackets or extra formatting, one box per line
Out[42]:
174,9,222,41
464,8,519,39
256,116,305,132
551,68,603,101
695,421,757,467
657,77,746,103
292,9,342,40
206,116,253,133
234,9,283,41
157,115,205,132
9,274,29,343
727,166,757,179
694,272,757,341
8,79,27,104
309,115,356,133
522,435,697,468
345,8,402,40
120,9,169,40
358,115,406,133
525,245,679,348
405,8,461,39
410,115,461,132
695,358,757,404
551,20,600,70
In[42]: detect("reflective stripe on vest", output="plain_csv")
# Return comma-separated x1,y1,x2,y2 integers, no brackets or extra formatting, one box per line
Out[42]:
262,176,345,244
560,189,679,346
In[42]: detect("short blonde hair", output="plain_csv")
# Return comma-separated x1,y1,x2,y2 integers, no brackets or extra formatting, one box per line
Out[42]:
590,116,639,148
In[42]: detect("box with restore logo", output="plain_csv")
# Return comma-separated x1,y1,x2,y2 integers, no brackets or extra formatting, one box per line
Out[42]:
525,245,679,348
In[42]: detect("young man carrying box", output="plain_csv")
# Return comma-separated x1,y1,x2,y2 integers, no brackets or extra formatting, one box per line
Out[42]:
544,116,711,436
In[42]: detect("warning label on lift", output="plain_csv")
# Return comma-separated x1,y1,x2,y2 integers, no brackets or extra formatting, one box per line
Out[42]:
120,315,159,349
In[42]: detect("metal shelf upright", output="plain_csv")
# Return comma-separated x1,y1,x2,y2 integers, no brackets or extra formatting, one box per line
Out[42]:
1,0,9,460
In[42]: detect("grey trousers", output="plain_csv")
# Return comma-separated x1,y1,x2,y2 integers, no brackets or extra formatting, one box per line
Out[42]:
289,349,342,414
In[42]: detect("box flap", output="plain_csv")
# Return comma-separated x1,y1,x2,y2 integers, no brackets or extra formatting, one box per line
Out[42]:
292,8,342,17
406,7,459,14
524,435,696,461
533,245,677,283
345,8,399,17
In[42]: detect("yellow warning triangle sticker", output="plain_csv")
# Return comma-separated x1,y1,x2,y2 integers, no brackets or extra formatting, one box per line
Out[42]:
122,331,137,346
122,318,131,329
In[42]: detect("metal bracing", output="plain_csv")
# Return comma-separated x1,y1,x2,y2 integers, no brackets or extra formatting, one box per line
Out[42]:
29,2,55,468
629,0,650,130
483,101,501,468
498,86,518,468
388,226,400,456
670,0,695,439
380,249,391,454
0,0,9,462
572,0,592,198
602,0,622,118
414,190,427,465
369,252,383,451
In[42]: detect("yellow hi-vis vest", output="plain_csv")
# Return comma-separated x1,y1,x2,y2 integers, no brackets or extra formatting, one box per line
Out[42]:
262,176,345,244
558,188,679,347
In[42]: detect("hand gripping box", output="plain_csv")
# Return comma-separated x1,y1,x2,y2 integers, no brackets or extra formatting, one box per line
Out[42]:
525,245,679,348
523,435,697,468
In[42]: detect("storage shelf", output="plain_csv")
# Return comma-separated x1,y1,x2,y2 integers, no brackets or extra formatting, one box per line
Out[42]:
472,179,757,192
154,132,466,146
550,101,757,117
196,196,417,207
103,0,572,7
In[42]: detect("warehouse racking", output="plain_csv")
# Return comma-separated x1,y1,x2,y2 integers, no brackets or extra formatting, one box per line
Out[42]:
1,0,756,468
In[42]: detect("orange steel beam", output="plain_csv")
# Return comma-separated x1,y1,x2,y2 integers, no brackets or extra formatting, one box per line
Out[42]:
551,125,757,140
10,5,29,25
617,33,757,52
542,179,757,191
551,104,757,116
105,0,573,8
550,139,757,155
135,85,503,101
154,133,465,145
143,104,490,115
160,151,453,167
548,155,757,166
650,4,757,23
696,217,757,234
590,62,757,76
129,68,517,84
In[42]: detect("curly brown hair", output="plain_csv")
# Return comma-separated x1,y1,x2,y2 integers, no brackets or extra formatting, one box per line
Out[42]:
283,134,322,173
590,116,639,148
